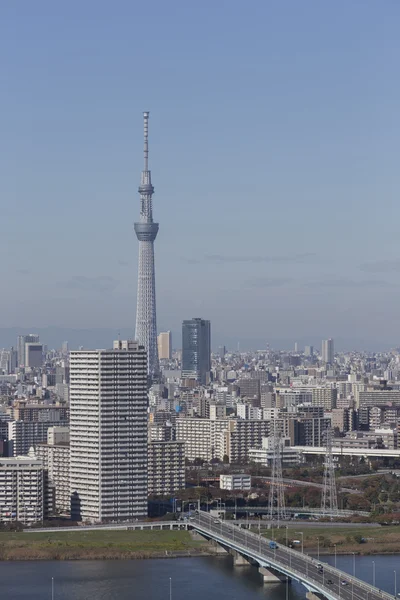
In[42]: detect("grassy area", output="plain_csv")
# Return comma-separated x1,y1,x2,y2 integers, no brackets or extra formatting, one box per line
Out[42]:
0,529,207,561
266,525,400,555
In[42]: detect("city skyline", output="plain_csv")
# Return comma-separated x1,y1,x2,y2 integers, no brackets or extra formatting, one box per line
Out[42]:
2,3,400,346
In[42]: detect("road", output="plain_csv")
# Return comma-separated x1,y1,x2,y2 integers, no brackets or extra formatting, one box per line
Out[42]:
192,511,392,600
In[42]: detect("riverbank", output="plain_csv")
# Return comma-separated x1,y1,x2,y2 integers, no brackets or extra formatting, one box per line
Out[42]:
1,525,400,560
266,524,400,555
0,529,211,561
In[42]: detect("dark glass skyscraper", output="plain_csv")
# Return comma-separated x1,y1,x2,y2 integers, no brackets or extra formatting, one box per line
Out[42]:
182,318,211,385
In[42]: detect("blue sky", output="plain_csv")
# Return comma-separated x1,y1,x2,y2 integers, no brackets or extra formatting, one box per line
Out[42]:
1,1,400,349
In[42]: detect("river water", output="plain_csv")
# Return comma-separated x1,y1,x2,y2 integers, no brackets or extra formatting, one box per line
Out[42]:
1,554,399,599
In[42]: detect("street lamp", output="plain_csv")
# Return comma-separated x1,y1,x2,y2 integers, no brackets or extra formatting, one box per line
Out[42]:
295,531,304,554
334,544,337,568
394,571,397,598
372,561,376,587
352,552,355,577
317,536,320,561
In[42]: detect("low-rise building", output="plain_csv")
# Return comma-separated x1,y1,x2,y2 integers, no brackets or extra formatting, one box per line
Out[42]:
248,437,303,467
219,473,251,491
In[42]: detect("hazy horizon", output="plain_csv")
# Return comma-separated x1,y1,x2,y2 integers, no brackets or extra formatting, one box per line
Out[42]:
2,2,400,347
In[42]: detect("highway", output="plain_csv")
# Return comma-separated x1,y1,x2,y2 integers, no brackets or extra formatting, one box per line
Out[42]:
192,511,393,600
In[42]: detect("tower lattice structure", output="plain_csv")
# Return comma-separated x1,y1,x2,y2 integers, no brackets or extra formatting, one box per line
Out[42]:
268,422,287,525
134,112,159,379
321,427,339,518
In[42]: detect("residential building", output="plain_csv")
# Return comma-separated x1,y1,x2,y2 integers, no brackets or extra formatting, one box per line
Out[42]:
148,441,185,496
359,391,400,408
70,340,148,523
175,417,229,462
225,419,270,463
248,437,303,467
0,457,44,524
35,426,70,513
8,420,68,456
294,416,331,446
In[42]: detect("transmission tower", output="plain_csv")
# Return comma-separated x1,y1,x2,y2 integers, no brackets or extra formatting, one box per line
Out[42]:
321,428,339,519
268,422,287,525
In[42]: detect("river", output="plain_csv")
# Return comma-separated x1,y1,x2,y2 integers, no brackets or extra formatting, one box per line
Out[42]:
1,554,399,599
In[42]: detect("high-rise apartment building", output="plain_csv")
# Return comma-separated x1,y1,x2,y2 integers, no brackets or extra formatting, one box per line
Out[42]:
321,339,334,364
69,340,148,523
134,112,159,378
304,345,314,357
182,318,211,385
158,331,172,360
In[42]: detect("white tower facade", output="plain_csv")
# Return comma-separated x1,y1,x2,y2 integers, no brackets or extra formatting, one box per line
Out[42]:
134,112,159,378
69,341,148,523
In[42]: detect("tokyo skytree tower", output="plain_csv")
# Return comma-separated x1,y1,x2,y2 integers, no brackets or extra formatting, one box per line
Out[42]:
134,112,159,378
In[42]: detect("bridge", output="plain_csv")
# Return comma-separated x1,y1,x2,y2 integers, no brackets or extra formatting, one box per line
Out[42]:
297,446,400,459
191,511,392,600
220,506,370,517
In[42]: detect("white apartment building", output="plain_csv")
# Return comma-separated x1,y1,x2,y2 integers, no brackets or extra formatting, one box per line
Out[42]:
248,437,303,467
35,426,70,513
220,473,251,491
0,457,44,524
148,441,185,496
69,340,148,523
175,418,229,462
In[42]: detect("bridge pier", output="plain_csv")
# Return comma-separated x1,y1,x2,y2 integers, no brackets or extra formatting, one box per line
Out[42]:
232,550,255,566
259,567,289,583
209,539,230,554
306,592,324,600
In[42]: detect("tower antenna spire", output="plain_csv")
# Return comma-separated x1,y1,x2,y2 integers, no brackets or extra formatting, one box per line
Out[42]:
134,111,159,379
143,111,149,171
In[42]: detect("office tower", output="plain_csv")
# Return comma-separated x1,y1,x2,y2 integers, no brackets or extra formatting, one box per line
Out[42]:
61,341,69,356
134,112,159,378
158,331,172,360
321,338,334,364
304,345,314,357
182,318,211,385
0,457,44,524
69,340,148,523
219,345,226,359
294,342,298,352
25,343,43,368
17,334,39,367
